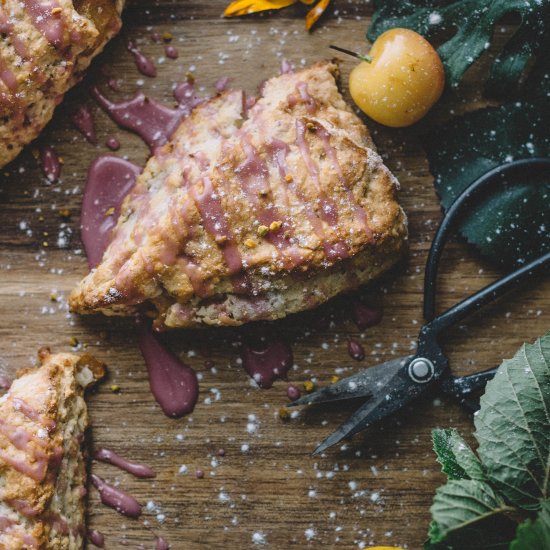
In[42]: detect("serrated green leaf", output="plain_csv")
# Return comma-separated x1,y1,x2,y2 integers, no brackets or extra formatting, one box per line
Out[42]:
432,428,486,482
511,499,550,549
423,99,550,267
474,331,550,510
368,0,550,95
426,480,515,549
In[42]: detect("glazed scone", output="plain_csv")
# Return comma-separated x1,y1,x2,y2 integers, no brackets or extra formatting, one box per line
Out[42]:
0,0,125,169
70,62,408,328
0,348,105,549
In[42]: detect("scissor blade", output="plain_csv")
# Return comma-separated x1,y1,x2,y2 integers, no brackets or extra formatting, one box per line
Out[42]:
312,362,430,455
290,356,412,407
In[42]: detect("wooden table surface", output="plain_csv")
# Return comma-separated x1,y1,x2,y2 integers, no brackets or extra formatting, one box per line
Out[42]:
1,2,548,548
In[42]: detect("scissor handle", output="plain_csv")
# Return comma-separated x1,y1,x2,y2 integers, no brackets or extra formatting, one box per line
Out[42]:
423,158,550,323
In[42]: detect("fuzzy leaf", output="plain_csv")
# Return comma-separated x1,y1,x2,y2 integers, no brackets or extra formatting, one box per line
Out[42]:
511,499,550,549
423,98,550,267
432,428,485,482
474,331,550,510
368,0,550,94
426,480,515,549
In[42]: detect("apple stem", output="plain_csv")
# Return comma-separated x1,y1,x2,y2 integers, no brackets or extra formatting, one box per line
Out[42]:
329,45,372,63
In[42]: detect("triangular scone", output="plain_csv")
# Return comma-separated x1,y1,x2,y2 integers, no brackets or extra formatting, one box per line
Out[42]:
0,0,125,168
0,349,104,549
70,62,408,328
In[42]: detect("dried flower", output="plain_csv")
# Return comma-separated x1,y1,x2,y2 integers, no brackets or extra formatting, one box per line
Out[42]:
223,0,332,31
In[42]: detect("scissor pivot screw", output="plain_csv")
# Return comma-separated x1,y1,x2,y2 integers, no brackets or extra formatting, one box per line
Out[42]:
408,358,435,384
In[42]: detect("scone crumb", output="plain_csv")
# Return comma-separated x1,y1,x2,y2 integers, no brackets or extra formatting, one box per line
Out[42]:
278,407,290,420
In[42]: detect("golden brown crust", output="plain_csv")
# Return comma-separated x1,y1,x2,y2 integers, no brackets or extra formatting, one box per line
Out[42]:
0,0,125,169
70,62,408,328
0,349,105,549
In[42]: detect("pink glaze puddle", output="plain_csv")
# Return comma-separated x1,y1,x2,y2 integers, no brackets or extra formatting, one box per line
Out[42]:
95,448,156,479
72,105,97,144
105,136,120,150
80,155,141,268
127,41,157,77
347,337,365,361
156,536,171,549
88,529,105,548
240,338,293,389
90,474,142,518
39,145,61,183
351,303,383,330
137,319,199,418
165,45,178,59
0,374,11,390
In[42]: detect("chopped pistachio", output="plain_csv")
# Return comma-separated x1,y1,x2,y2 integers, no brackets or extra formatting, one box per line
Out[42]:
257,225,269,237
303,380,315,393
105,207,115,216
269,220,282,232
244,238,257,249
330,375,340,384
69,336,79,347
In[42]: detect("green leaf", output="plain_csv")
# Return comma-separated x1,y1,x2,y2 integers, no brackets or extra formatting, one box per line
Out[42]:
368,0,550,95
511,499,550,549
432,428,486,481
426,480,516,549
474,331,550,510
423,98,550,267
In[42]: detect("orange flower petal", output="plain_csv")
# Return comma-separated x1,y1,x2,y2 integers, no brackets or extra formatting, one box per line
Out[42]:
224,0,297,17
305,0,331,30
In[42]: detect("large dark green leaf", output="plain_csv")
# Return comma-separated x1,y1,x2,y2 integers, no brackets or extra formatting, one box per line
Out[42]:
432,428,486,482
474,331,550,510
425,480,516,549
368,0,550,95
423,99,550,267
511,499,550,549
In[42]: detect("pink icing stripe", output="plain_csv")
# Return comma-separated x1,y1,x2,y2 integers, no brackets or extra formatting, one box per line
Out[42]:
21,0,66,49
11,398,56,430
314,122,374,241
0,449,48,481
190,176,243,275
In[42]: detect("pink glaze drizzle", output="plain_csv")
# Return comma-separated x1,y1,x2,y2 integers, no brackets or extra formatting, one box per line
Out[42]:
95,448,156,479
190,176,243,274
90,474,142,518
39,145,61,183
72,105,97,144
240,338,293,389
280,59,293,74
12,398,56,429
137,319,199,418
91,87,183,151
127,41,157,77
22,0,65,49
214,76,230,93
80,155,141,268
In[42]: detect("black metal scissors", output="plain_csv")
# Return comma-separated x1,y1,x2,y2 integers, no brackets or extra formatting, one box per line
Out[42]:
290,158,550,455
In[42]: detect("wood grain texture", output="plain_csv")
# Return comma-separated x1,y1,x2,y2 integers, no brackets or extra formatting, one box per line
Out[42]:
0,2,548,548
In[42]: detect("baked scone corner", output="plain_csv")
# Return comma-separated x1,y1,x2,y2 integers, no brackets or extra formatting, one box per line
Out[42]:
0,349,105,549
